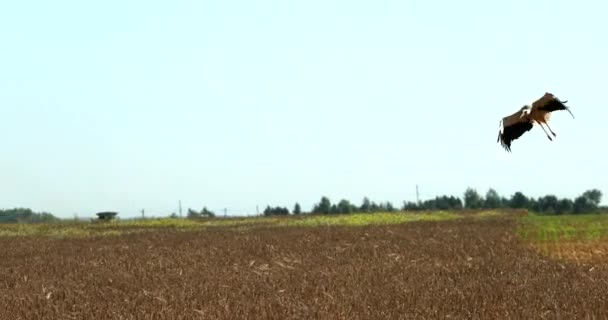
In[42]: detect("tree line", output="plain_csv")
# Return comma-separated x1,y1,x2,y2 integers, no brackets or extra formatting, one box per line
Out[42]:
261,188,604,216
0,208,58,223
1,187,604,223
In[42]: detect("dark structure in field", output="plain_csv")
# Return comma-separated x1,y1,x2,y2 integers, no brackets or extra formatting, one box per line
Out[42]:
96,211,118,221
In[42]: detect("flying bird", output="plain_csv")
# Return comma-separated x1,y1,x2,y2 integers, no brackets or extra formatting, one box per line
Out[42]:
497,92,575,152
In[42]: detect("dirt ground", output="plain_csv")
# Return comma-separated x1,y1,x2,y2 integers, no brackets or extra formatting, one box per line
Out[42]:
0,217,607,319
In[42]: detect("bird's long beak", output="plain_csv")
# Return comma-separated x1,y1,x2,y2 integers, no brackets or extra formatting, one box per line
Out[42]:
559,99,575,118
565,107,575,118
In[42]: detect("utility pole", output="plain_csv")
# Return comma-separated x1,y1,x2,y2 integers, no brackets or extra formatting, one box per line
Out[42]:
416,184,420,205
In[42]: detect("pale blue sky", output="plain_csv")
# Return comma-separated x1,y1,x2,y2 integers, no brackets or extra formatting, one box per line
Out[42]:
1,0,606,218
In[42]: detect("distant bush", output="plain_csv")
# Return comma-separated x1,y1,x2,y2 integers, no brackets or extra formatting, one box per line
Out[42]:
187,207,216,219
264,206,289,216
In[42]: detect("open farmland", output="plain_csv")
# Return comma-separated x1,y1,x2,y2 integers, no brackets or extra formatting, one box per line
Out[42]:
1,211,607,319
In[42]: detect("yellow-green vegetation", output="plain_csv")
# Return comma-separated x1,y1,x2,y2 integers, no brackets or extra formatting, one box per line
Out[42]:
0,210,504,238
518,213,608,242
469,210,504,220
517,213,608,264
0,218,203,238
275,211,462,227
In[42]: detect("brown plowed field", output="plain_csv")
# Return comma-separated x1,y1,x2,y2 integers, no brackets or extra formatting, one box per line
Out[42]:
1,217,607,319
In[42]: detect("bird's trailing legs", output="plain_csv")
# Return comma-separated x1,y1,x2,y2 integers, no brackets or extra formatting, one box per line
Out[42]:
544,122,557,137
537,122,553,141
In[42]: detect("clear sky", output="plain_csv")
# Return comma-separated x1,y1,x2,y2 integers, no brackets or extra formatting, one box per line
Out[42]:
1,0,606,218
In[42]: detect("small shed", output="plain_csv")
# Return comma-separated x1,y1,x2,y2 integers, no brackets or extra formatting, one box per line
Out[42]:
96,211,118,221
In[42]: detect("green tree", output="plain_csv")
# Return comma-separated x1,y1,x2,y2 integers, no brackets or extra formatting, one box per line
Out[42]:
293,203,302,215
313,196,332,214
555,198,574,215
464,188,483,209
538,195,559,214
509,192,529,209
528,198,539,212
434,196,451,210
484,188,501,208
264,206,289,216
573,196,592,214
370,201,380,212
573,189,603,214
402,201,419,211
201,207,215,217
448,196,463,209
500,197,510,207
360,197,371,213
330,204,339,214
583,189,602,207
335,199,353,214
0,208,59,223
421,199,436,210
187,208,201,219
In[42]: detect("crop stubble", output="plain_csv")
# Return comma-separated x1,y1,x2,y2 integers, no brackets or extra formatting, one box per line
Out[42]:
0,217,607,319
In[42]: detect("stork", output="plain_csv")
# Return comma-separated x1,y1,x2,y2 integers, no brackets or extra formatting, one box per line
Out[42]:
497,92,574,152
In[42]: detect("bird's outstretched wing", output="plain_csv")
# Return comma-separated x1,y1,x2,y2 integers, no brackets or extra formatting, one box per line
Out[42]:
497,111,533,152
498,121,533,152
